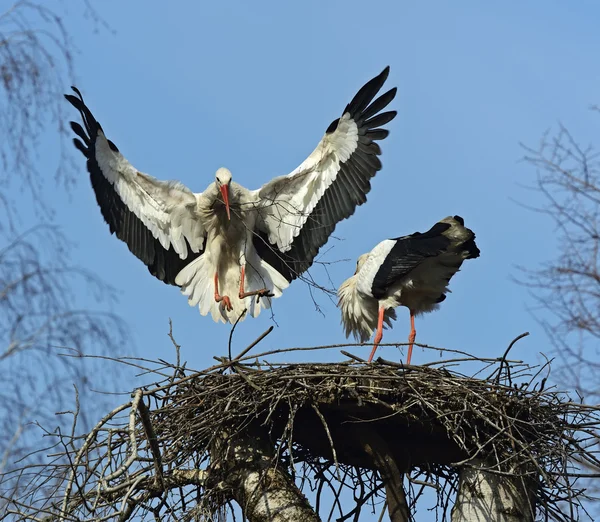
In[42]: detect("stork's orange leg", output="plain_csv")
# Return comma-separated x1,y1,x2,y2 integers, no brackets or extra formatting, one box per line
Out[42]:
407,311,416,365
238,265,274,301
368,306,386,362
214,272,232,311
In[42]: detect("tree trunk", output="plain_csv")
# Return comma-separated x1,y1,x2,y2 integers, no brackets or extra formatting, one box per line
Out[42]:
353,425,410,522
214,426,321,522
451,462,536,522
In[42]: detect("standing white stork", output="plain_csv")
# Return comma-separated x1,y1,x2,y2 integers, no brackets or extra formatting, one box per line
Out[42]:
338,216,480,363
65,67,397,323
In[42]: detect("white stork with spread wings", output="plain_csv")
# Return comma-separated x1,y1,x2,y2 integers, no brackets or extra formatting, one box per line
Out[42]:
338,216,480,363
65,67,397,323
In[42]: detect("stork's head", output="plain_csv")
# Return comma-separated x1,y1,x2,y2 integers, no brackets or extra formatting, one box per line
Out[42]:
215,167,232,220
355,253,369,274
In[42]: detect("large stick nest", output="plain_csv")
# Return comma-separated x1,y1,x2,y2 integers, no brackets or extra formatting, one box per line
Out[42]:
2,336,600,521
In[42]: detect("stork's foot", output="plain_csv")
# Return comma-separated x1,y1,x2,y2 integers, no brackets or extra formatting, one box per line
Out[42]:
239,287,275,301
216,294,233,311
255,289,275,304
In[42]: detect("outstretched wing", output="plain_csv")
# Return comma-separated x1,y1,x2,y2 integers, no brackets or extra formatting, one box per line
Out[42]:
65,87,205,285
254,67,397,282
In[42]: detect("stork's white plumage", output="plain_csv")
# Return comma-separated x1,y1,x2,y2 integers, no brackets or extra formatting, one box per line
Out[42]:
65,68,397,323
338,216,480,363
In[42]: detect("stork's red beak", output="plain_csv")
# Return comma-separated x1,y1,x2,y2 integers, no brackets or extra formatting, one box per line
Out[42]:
220,184,231,220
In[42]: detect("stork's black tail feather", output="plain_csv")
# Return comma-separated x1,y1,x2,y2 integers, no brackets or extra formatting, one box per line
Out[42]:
461,236,480,259
452,215,480,260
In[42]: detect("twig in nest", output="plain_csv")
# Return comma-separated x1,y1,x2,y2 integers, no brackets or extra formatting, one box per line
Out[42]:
138,398,164,489
232,326,274,362
312,404,340,480
228,309,248,362
102,389,143,483
224,314,272,390
168,318,181,370
375,357,418,371
340,350,366,363
494,332,530,385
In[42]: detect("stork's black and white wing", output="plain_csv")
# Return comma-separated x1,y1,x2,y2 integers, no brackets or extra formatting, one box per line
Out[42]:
65,88,206,285
254,67,397,281
368,216,480,299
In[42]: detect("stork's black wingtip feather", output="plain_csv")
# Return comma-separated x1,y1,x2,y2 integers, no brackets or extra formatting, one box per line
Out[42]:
64,94,78,106
70,86,83,98
375,66,390,84
72,138,88,157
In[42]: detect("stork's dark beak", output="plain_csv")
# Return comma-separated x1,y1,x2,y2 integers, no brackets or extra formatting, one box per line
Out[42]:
220,184,231,220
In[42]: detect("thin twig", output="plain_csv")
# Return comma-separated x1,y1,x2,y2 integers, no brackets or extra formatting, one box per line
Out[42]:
494,332,530,385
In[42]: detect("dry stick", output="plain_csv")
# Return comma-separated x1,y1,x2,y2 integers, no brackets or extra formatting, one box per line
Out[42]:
60,401,134,520
421,356,523,367
340,350,366,363
167,318,181,370
228,309,247,362
335,483,386,522
324,467,349,522
118,475,144,521
232,325,274,362
233,364,261,391
494,332,530,385
137,399,164,489
225,310,269,391
375,357,415,369
311,404,340,480
101,390,143,483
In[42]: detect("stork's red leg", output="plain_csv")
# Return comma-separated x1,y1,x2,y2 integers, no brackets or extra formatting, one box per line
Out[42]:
214,272,232,311
238,265,273,300
407,311,416,365
368,306,386,362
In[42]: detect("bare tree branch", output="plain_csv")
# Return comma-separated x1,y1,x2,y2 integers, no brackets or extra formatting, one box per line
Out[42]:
0,2,126,511
520,108,600,504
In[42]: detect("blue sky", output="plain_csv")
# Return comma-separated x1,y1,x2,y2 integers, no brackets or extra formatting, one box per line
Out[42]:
25,0,600,518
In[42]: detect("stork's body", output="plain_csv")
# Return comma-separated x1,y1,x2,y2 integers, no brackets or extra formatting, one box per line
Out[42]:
65,68,397,323
338,216,480,363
